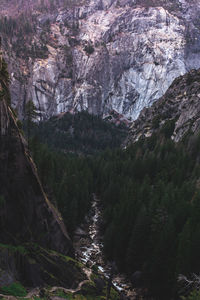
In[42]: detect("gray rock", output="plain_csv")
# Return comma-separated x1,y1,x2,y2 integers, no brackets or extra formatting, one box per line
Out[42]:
126,68,200,144
74,227,88,237
1,0,200,120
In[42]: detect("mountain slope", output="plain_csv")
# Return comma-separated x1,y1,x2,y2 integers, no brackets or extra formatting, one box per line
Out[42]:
0,47,121,300
0,43,79,287
29,110,128,154
1,0,200,120
0,89,73,257
93,68,200,299
126,68,200,145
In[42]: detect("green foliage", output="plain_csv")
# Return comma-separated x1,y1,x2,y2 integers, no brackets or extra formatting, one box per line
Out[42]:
28,111,127,233
25,100,38,121
79,281,96,296
152,115,160,129
84,44,94,55
30,111,128,155
161,119,176,138
27,108,200,299
0,58,10,103
0,13,49,59
30,140,93,234
0,243,27,255
0,282,27,297
109,287,120,300
93,132,200,298
55,289,72,298
0,195,5,207
24,100,39,146
181,290,200,300
17,119,23,130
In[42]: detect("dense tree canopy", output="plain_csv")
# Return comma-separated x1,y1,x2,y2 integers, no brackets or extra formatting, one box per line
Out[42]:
28,111,200,299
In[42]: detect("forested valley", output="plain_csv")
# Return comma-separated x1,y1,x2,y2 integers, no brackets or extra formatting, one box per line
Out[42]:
25,112,200,300
1,0,200,298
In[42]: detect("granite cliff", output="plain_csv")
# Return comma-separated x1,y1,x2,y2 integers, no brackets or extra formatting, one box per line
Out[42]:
0,61,73,256
0,46,83,288
126,68,200,145
1,0,200,120
0,46,121,299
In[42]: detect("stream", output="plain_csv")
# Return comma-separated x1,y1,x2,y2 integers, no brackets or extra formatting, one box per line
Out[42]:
73,194,137,299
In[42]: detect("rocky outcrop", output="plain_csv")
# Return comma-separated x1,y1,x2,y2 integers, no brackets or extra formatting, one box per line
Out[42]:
0,98,73,255
0,49,73,256
0,46,90,289
126,68,200,145
1,0,200,120
0,47,121,298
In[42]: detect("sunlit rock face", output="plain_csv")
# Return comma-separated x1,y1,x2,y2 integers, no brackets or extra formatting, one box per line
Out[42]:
126,68,200,145
1,0,200,120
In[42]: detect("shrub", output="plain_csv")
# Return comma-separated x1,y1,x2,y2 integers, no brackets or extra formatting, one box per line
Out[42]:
0,195,5,207
84,44,94,55
161,119,175,138
0,282,27,297
152,115,160,129
181,290,200,300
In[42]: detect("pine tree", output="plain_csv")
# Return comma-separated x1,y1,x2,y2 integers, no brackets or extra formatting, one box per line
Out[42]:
0,39,10,103
25,100,39,147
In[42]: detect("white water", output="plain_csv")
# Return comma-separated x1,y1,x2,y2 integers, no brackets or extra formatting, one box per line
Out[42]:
74,195,137,299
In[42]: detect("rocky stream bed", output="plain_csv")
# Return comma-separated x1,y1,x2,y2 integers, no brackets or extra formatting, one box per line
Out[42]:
73,194,139,300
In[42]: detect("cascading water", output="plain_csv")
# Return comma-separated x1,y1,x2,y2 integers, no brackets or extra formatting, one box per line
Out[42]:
73,194,137,299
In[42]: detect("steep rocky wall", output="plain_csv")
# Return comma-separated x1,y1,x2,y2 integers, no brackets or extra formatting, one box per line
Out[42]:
0,98,73,255
1,0,200,120
126,68,200,145
0,52,73,256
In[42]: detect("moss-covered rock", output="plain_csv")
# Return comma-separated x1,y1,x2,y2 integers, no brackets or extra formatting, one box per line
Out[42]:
0,46,77,291
0,52,73,257
0,243,86,288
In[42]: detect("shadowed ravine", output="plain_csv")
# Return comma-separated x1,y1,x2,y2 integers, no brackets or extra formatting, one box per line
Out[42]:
73,194,137,299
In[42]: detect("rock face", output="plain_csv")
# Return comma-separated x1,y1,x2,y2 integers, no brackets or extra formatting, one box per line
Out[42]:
0,49,109,294
126,68,200,145
0,244,86,288
0,49,73,257
0,47,89,288
1,0,200,120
